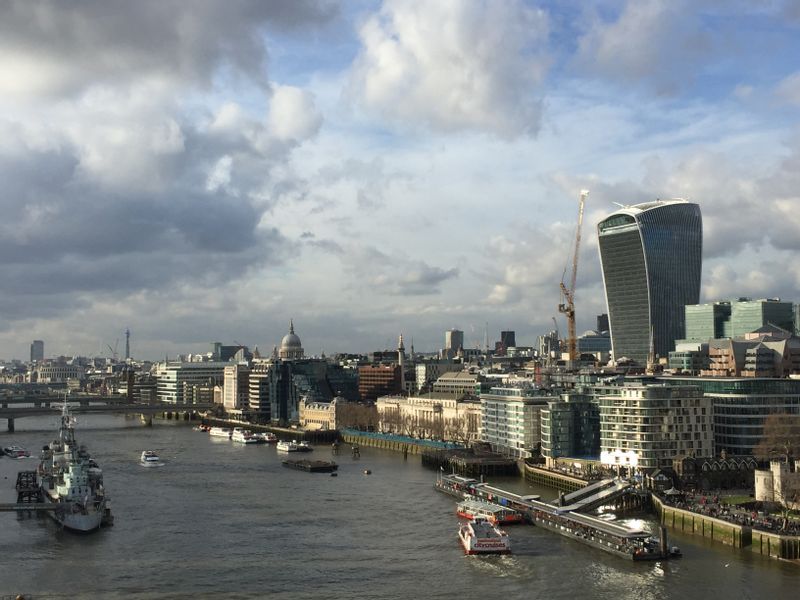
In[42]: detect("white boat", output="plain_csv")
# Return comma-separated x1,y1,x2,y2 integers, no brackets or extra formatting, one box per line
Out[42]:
276,440,299,452
39,403,111,532
3,445,31,459
208,427,232,439
140,450,164,467
458,517,511,555
456,498,523,525
232,428,259,444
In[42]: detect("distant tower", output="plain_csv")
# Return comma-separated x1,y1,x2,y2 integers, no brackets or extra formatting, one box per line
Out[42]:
398,334,406,393
125,328,131,360
445,329,464,359
30,340,44,362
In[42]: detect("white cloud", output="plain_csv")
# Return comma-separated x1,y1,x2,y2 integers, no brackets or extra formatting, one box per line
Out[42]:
349,0,549,137
267,85,323,142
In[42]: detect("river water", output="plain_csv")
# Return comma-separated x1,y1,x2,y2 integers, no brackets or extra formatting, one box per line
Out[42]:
0,415,797,599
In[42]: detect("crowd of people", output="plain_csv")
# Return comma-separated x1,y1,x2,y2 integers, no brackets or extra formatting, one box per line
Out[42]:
659,491,800,535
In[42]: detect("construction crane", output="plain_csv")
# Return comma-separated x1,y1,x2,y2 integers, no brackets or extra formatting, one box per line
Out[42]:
558,189,589,363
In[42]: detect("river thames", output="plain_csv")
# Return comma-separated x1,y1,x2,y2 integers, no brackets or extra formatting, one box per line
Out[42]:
0,415,797,599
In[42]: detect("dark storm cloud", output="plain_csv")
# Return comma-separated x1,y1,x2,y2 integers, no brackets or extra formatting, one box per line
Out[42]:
0,117,294,320
0,0,337,96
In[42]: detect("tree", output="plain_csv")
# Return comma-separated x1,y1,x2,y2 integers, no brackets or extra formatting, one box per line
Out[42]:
754,413,800,528
754,414,800,463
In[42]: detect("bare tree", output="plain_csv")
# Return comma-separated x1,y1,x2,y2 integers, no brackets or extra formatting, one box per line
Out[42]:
754,414,800,462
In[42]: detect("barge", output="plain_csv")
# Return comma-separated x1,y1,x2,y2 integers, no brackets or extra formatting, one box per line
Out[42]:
282,459,338,473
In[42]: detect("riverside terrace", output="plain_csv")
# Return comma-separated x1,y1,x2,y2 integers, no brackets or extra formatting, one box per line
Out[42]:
658,491,800,536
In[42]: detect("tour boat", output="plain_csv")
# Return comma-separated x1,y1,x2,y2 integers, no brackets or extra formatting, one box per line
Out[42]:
456,498,524,525
231,428,259,444
276,440,299,452
3,445,31,459
208,427,232,439
140,450,164,467
458,517,511,555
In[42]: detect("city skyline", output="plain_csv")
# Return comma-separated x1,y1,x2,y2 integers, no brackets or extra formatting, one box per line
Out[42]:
2,1,800,360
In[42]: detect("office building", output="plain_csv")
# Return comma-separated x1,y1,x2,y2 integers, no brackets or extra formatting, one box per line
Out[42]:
684,302,732,341
30,340,44,362
444,329,464,359
664,376,800,456
358,364,401,402
597,199,702,365
155,361,228,404
730,298,794,337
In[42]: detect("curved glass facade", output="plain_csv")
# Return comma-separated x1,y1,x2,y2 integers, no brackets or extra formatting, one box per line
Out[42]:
598,201,702,365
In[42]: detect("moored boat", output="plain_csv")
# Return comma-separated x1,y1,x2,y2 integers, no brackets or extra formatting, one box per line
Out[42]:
208,427,232,439
434,472,479,498
456,498,523,525
458,517,511,555
231,428,259,444
39,403,111,532
282,459,338,473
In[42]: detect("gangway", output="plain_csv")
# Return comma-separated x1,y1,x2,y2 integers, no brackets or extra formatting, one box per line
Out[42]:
558,479,633,513
560,477,617,505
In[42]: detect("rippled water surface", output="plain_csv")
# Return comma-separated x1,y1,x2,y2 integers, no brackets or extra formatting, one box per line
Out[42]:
1,416,798,599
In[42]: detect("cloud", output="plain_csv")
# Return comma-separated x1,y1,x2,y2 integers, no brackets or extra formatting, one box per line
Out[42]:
775,71,800,106
574,0,712,94
0,0,336,98
341,245,459,296
268,85,323,142
349,0,549,137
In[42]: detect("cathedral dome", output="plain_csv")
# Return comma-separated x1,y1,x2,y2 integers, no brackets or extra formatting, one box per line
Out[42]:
279,320,304,359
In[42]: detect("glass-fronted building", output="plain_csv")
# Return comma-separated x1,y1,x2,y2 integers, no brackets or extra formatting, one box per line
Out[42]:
729,299,794,337
540,393,600,460
597,200,702,365
684,302,732,341
661,377,800,455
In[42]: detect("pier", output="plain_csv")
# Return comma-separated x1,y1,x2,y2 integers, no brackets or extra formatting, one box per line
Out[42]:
436,472,674,561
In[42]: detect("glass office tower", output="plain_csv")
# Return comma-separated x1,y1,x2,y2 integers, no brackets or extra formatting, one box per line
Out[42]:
597,200,702,365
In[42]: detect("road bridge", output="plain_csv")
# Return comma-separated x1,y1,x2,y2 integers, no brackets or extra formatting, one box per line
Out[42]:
0,400,214,431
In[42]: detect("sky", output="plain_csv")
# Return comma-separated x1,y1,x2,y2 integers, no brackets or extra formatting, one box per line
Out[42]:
2,0,800,361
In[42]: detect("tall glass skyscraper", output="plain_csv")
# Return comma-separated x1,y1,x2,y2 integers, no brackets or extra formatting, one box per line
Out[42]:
597,200,702,365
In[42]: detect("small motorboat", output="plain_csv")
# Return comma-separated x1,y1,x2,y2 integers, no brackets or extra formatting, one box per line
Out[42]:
140,450,164,467
277,440,299,452
296,440,313,452
3,445,31,459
